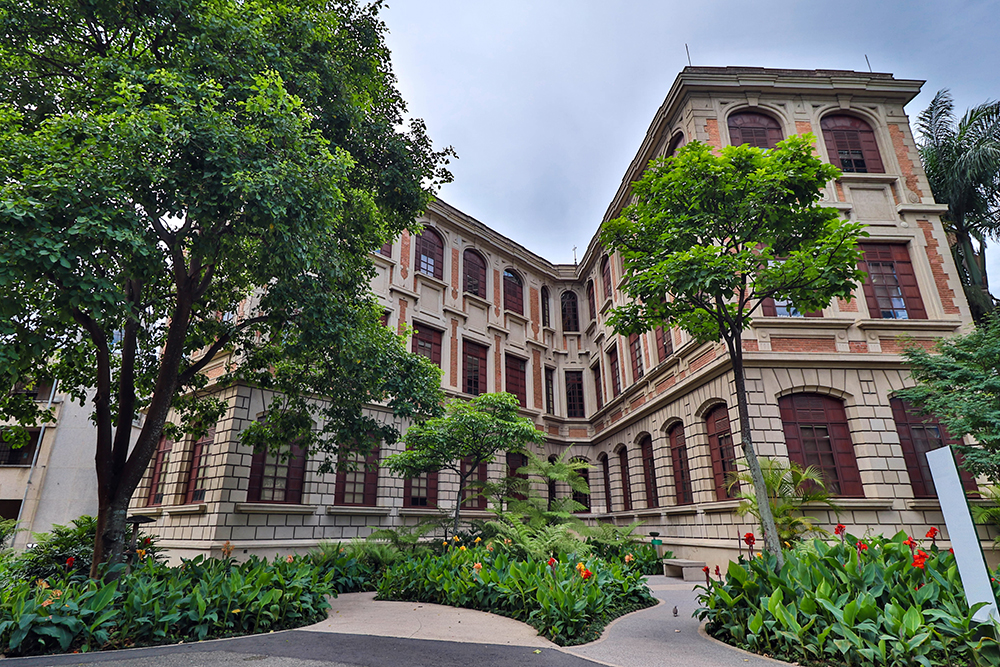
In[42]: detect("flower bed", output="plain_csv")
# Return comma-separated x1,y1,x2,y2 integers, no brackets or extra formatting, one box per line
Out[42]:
376,540,656,646
696,529,1000,666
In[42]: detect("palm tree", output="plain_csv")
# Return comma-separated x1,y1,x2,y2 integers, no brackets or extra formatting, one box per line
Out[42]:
917,90,1000,323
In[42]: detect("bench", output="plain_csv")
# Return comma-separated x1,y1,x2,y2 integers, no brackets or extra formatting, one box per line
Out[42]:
662,558,707,581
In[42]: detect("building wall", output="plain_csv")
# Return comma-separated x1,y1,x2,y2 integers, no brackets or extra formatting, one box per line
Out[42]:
127,67,990,568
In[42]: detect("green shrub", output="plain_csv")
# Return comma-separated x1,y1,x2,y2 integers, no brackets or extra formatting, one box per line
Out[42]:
696,531,1000,666
585,521,670,575
0,553,336,657
377,541,655,645
0,519,18,550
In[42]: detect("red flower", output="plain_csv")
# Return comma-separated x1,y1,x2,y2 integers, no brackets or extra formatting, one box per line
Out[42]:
926,527,939,540
65,557,75,569
949,548,955,555
715,565,721,578
702,565,710,573
547,557,557,568
702,566,711,585
743,533,756,548
856,541,868,552
582,569,593,580
834,524,846,537
912,550,929,569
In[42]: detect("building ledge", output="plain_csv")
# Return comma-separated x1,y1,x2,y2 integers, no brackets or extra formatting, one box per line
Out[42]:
129,507,163,518
326,506,392,516
803,498,894,510
236,503,317,515
701,500,744,514
165,503,208,516
856,319,963,332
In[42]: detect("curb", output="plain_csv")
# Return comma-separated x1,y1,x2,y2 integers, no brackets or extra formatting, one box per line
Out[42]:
697,622,795,665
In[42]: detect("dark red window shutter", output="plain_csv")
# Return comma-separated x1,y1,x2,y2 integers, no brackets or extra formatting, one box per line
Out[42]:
415,229,444,280
561,291,580,332
587,281,596,321
544,367,555,414
379,241,392,257
669,424,693,505
655,327,673,362
593,364,604,411
185,426,215,504
728,112,783,149
505,354,527,407
629,333,644,380
821,115,885,174
463,340,489,395
761,297,778,316
462,458,488,510
335,447,380,507
706,406,738,500
601,257,613,301
403,471,438,507
892,244,927,319
640,436,658,508
506,452,528,501
565,370,585,418
503,269,523,315
779,394,863,497
618,448,632,511
412,325,443,367
573,462,591,513
541,287,551,327
600,454,612,512
859,243,927,320
147,436,173,507
891,398,976,497
608,345,621,398
463,249,487,298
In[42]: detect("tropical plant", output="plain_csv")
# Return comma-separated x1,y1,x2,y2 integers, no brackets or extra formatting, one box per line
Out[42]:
0,519,17,550
729,458,840,544
585,522,671,575
917,89,1000,323
601,135,864,567
697,531,1000,666
971,485,1000,543
504,450,591,527
367,522,440,556
484,517,590,561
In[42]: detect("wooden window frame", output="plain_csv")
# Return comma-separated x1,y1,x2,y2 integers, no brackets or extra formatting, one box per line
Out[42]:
462,457,488,510
506,452,528,501
600,453,613,513
379,241,392,257
463,340,489,396
779,393,864,497
561,291,580,332
565,370,585,418
639,435,658,508
668,423,693,505
544,367,555,415
586,281,596,321
629,333,644,381
593,364,604,411
655,327,673,363
505,354,527,407
891,397,977,498
412,324,443,367
463,249,487,298
403,471,438,508
618,447,632,511
608,345,621,398
573,462,591,513
601,257,613,301
184,426,216,504
146,435,173,506
706,405,738,500
0,428,41,466
335,447,380,507
541,286,551,328
502,269,524,315
727,111,783,149
821,115,885,174
858,243,927,320
415,229,444,280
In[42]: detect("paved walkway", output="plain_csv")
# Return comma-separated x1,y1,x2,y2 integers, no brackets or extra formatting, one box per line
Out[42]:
4,576,785,667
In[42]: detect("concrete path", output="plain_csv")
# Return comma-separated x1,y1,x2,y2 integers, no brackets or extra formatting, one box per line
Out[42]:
3,576,786,667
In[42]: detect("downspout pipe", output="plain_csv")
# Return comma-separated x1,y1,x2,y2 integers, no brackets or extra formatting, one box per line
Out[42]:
15,379,59,540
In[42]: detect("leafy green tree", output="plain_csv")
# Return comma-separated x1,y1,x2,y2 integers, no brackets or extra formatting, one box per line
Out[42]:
917,90,1000,323
897,316,1000,481
0,0,451,575
504,450,590,527
382,393,539,535
601,135,865,567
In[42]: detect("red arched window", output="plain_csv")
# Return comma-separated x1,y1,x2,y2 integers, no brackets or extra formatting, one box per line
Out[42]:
600,453,612,512
586,281,596,321
706,404,738,500
665,132,686,158
891,398,977,498
728,112,783,149
541,286,551,327
779,393,863,497
639,435,658,508
668,423,693,505
416,228,444,280
463,249,486,298
601,257,613,301
561,291,579,332
618,447,632,511
573,459,591,513
506,452,529,501
503,269,523,315
820,115,885,173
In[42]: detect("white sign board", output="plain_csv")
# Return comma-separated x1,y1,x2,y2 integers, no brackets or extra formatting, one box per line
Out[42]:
926,446,998,624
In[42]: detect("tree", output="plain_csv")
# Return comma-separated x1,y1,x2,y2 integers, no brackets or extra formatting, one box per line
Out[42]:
504,449,591,527
0,0,452,576
897,316,1000,482
601,135,866,568
917,90,1000,324
382,392,539,535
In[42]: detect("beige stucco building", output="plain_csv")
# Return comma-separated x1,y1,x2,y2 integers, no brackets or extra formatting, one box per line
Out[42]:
124,67,986,566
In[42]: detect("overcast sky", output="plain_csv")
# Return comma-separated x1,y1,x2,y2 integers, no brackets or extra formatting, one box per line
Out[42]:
381,0,999,292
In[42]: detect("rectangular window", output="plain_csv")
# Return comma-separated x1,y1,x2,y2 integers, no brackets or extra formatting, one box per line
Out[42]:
655,327,673,362
379,241,392,257
608,346,621,398
147,436,173,506
505,354,527,407
404,472,437,507
184,426,215,504
593,364,604,411
565,370,585,418
859,244,927,320
335,449,380,506
629,333,644,381
0,428,41,466
412,325,443,367
463,340,489,396
462,458,488,510
544,368,555,415
248,442,307,504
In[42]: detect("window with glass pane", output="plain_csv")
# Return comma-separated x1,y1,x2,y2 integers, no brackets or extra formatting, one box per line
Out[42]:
0,428,40,466
593,364,604,411
573,463,590,512
505,354,527,407
147,436,173,506
586,281,596,321
891,397,976,498
416,229,444,279
544,367,555,415
185,427,215,503
561,291,579,332
859,244,926,320
335,448,379,506
727,112,783,149
565,370,585,418
503,269,523,314
412,325,443,367
463,340,489,396
608,346,621,398
600,454,612,512
780,393,864,497
463,249,486,297
706,406,738,500
601,257,613,301
640,435,658,508
541,287,550,327
669,424,693,505
629,333,644,381
618,447,632,511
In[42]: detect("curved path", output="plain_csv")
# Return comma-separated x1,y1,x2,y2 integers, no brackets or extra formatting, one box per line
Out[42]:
4,576,785,667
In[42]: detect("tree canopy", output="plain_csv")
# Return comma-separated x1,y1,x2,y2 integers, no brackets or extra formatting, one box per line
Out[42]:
0,0,451,572
897,317,1000,482
917,90,1000,323
382,392,539,535
602,135,865,566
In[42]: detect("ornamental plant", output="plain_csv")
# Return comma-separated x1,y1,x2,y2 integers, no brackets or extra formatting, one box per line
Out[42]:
697,531,1000,666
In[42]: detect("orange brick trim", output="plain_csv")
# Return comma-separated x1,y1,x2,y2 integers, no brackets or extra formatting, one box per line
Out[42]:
889,124,924,198
494,334,503,392
917,219,960,314
705,118,721,150
795,120,813,137
849,341,869,353
881,337,937,354
450,247,460,299
689,347,716,372
770,337,836,353
399,230,411,281
397,299,408,335
656,375,676,394
630,395,646,410
529,287,540,335
569,428,588,438
742,339,759,352
449,318,459,387
493,269,502,316
532,349,543,410
838,297,858,313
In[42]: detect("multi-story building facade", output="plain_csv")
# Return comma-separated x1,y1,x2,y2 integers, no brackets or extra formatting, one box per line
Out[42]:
128,67,983,564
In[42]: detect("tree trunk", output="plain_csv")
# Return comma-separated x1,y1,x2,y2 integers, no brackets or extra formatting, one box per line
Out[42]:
725,333,784,570
91,491,131,579
453,473,465,537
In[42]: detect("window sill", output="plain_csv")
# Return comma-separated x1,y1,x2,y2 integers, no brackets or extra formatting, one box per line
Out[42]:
701,500,744,514
165,503,208,516
326,506,391,516
907,498,990,510
236,503,317,515
397,507,445,517
803,498,893,510
856,319,962,332
415,272,449,290
463,292,492,308
504,309,528,324
660,504,699,516
129,507,163,518
388,284,420,300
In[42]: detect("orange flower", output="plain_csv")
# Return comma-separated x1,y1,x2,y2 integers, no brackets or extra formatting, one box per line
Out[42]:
486,542,494,552
36,580,49,590
473,562,483,573
624,554,634,564
40,599,53,607
459,545,466,551
474,537,482,543
286,554,294,563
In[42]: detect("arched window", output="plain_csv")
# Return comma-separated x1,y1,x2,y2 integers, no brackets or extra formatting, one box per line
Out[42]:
601,256,613,301
547,454,558,510
728,112,783,149
779,393,863,497
665,132,686,158
561,291,579,332
506,452,529,501
639,435,658,508
706,404,738,500
463,249,486,298
668,423,693,505
820,115,885,173
599,453,612,513
890,397,977,497
573,458,591,513
586,281,596,321
540,286,551,327
503,269,523,315
415,228,444,280
618,447,632,511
